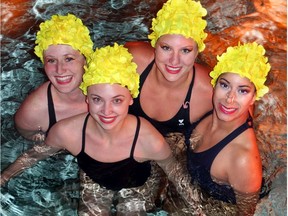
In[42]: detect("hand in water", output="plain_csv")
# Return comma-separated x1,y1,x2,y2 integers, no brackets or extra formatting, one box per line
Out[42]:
32,126,46,143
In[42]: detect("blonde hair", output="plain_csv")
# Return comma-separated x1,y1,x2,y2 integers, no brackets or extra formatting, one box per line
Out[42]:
34,14,93,62
80,43,139,98
210,42,271,100
148,0,207,52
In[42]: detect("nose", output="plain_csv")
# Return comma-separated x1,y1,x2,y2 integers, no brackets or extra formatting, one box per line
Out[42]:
226,91,235,103
56,62,65,74
102,102,112,115
169,51,180,65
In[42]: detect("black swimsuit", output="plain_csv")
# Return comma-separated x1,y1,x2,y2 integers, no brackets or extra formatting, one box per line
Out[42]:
186,114,253,204
46,82,57,135
77,114,151,191
129,60,196,136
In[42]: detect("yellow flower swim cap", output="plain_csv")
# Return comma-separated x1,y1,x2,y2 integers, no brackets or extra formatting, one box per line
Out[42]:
34,14,93,62
148,0,207,52
80,43,139,98
210,42,271,100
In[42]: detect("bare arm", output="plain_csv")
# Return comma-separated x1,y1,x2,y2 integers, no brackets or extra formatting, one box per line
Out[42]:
229,138,262,215
1,142,62,186
156,154,204,214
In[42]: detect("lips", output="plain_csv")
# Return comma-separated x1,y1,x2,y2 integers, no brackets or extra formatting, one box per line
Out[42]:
55,75,73,84
166,65,181,74
98,115,116,124
219,103,237,115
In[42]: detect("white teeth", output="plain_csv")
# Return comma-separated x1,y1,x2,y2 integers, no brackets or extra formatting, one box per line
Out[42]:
56,76,71,81
167,66,180,71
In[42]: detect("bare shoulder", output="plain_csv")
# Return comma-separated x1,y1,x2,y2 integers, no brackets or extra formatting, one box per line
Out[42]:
138,116,161,137
14,82,50,130
189,63,213,120
227,130,262,192
52,113,87,132
136,116,171,159
47,113,87,151
124,41,155,74
194,63,212,86
17,82,50,110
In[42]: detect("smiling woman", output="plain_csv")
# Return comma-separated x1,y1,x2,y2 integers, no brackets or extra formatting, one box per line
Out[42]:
14,14,93,141
186,42,270,215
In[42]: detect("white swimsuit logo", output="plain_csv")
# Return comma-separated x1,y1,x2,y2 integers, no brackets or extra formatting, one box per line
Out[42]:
178,119,184,126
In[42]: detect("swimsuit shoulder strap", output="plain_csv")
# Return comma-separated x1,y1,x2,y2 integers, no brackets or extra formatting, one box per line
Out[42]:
185,65,196,102
47,82,56,134
130,115,141,158
139,59,155,91
81,114,90,152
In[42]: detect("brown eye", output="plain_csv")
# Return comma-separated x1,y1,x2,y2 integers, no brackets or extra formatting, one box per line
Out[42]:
239,89,249,94
113,98,122,104
65,57,74,62
161,45,170,51
47,59,56,63
182,48,192,54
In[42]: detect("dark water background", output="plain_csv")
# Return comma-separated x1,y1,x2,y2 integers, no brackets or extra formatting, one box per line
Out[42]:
1,0,287,215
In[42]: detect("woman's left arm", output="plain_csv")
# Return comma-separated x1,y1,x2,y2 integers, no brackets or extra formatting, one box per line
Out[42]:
229,143,262,215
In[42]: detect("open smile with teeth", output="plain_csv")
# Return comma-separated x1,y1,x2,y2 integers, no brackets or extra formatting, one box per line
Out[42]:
55,75,72,83
166,65,181,74
99,116,116,124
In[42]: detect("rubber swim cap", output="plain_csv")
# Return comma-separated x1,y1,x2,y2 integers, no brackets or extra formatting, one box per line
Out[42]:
148,0,207,52
34,14,93,62
80,43,139,98
210,42,271,100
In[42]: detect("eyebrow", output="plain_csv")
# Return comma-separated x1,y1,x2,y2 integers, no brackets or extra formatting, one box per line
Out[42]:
219,77,252,88
90,94,126,98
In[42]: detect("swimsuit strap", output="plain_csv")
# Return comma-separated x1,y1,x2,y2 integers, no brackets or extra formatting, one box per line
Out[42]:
218,115,253,147
185,65,196,103
81,114,141,157
47,82,57,134
139,59,155,92
130,116,141,158
81,113,90,152
204,115,254,170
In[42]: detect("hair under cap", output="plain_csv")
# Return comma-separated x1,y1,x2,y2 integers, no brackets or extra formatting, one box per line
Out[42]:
80,43,139,98
34,14,93,62
148,0,207,52
210,42,271,100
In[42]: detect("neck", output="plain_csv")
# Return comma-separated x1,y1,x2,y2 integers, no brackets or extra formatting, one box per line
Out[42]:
211,111,250,132
55,87,86,102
